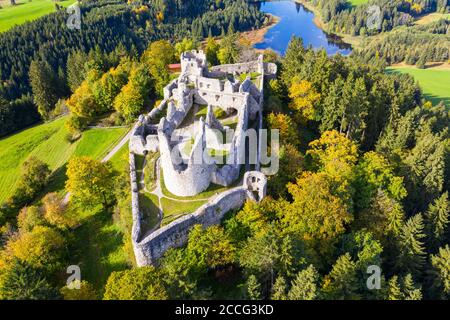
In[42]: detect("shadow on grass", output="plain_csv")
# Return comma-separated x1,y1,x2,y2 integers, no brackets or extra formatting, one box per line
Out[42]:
423,93,450,110
67,208,129,294
47,164,68,193
139,193,160,236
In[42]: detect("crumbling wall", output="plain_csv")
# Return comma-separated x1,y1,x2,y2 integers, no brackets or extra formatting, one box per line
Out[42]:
133,186,251,265
193,89,248,112
209,60,261,77
129,100,168,155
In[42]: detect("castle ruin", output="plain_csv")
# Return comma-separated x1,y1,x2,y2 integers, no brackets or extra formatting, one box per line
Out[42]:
129,50,276,266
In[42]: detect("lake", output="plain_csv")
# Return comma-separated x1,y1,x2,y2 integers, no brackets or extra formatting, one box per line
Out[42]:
254,1,352,56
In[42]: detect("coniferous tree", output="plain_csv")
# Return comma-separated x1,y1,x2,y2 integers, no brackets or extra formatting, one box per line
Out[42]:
28,59,60,119
386,274,422,300
402,274,423,300
246,275,261,300
281,36,305,86
0,259,59,300
271,276,287,300
323,253,360,300
288,265,320,300
396,214,426,277
425,192,449,251
429,245,450,299
66,50,89,92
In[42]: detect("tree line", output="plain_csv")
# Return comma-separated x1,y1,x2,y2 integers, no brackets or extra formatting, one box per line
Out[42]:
304,0,450,66
0,0,264,137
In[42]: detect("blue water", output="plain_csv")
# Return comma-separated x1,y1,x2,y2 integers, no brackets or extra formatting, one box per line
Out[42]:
254,1,352,56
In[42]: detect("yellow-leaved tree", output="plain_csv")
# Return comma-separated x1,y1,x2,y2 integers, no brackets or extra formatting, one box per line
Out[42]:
307,130,358,180
267,112,300,147
288,78,320,121
4,226,65,271
65,157,116,209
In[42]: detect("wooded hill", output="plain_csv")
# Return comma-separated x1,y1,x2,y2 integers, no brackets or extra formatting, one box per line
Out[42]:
0,0,264,137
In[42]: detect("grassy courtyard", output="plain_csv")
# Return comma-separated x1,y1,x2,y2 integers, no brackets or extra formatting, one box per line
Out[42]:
160,198,207,226
0,0,76,33
0,116,128,202
387,66,450,109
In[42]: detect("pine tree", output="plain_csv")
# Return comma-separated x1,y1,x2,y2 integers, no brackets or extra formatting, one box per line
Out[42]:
322,253,360,300
0,259,59,300
386,274,422,300
429,245,450,299
66,50,89,92
403,274,422,300
281,36,305,86
246,275,261,300
425,192,449,251
288,265,320,300
28,59,60,119
271,276,287,300
396,214,426,277
386,276,403,300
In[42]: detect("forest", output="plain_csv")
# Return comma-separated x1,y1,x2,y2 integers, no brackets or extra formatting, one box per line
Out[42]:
0,0,265,137
356,19,450,66
305,0,450,66
0,33,448,299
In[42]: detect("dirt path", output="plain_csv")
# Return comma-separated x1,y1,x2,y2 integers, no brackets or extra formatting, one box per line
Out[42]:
101,128,133,162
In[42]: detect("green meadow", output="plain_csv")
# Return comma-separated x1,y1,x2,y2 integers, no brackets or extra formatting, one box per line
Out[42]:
348,0,369,6
387,66,450,109
0,0,76,33
0,116,128,202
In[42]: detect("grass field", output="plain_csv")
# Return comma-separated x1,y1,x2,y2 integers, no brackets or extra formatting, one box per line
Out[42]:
0,116,128,202
415,12,450,25
108,141,129,172
139,193,160,232
69,206,130,293
0,0,76,33
387,66,450,109
348,0,369,6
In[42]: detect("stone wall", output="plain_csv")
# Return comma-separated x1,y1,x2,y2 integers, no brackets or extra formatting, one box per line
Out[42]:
133,183,257,266
129,121,265,267
209,60,262,77
129,99,168,155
